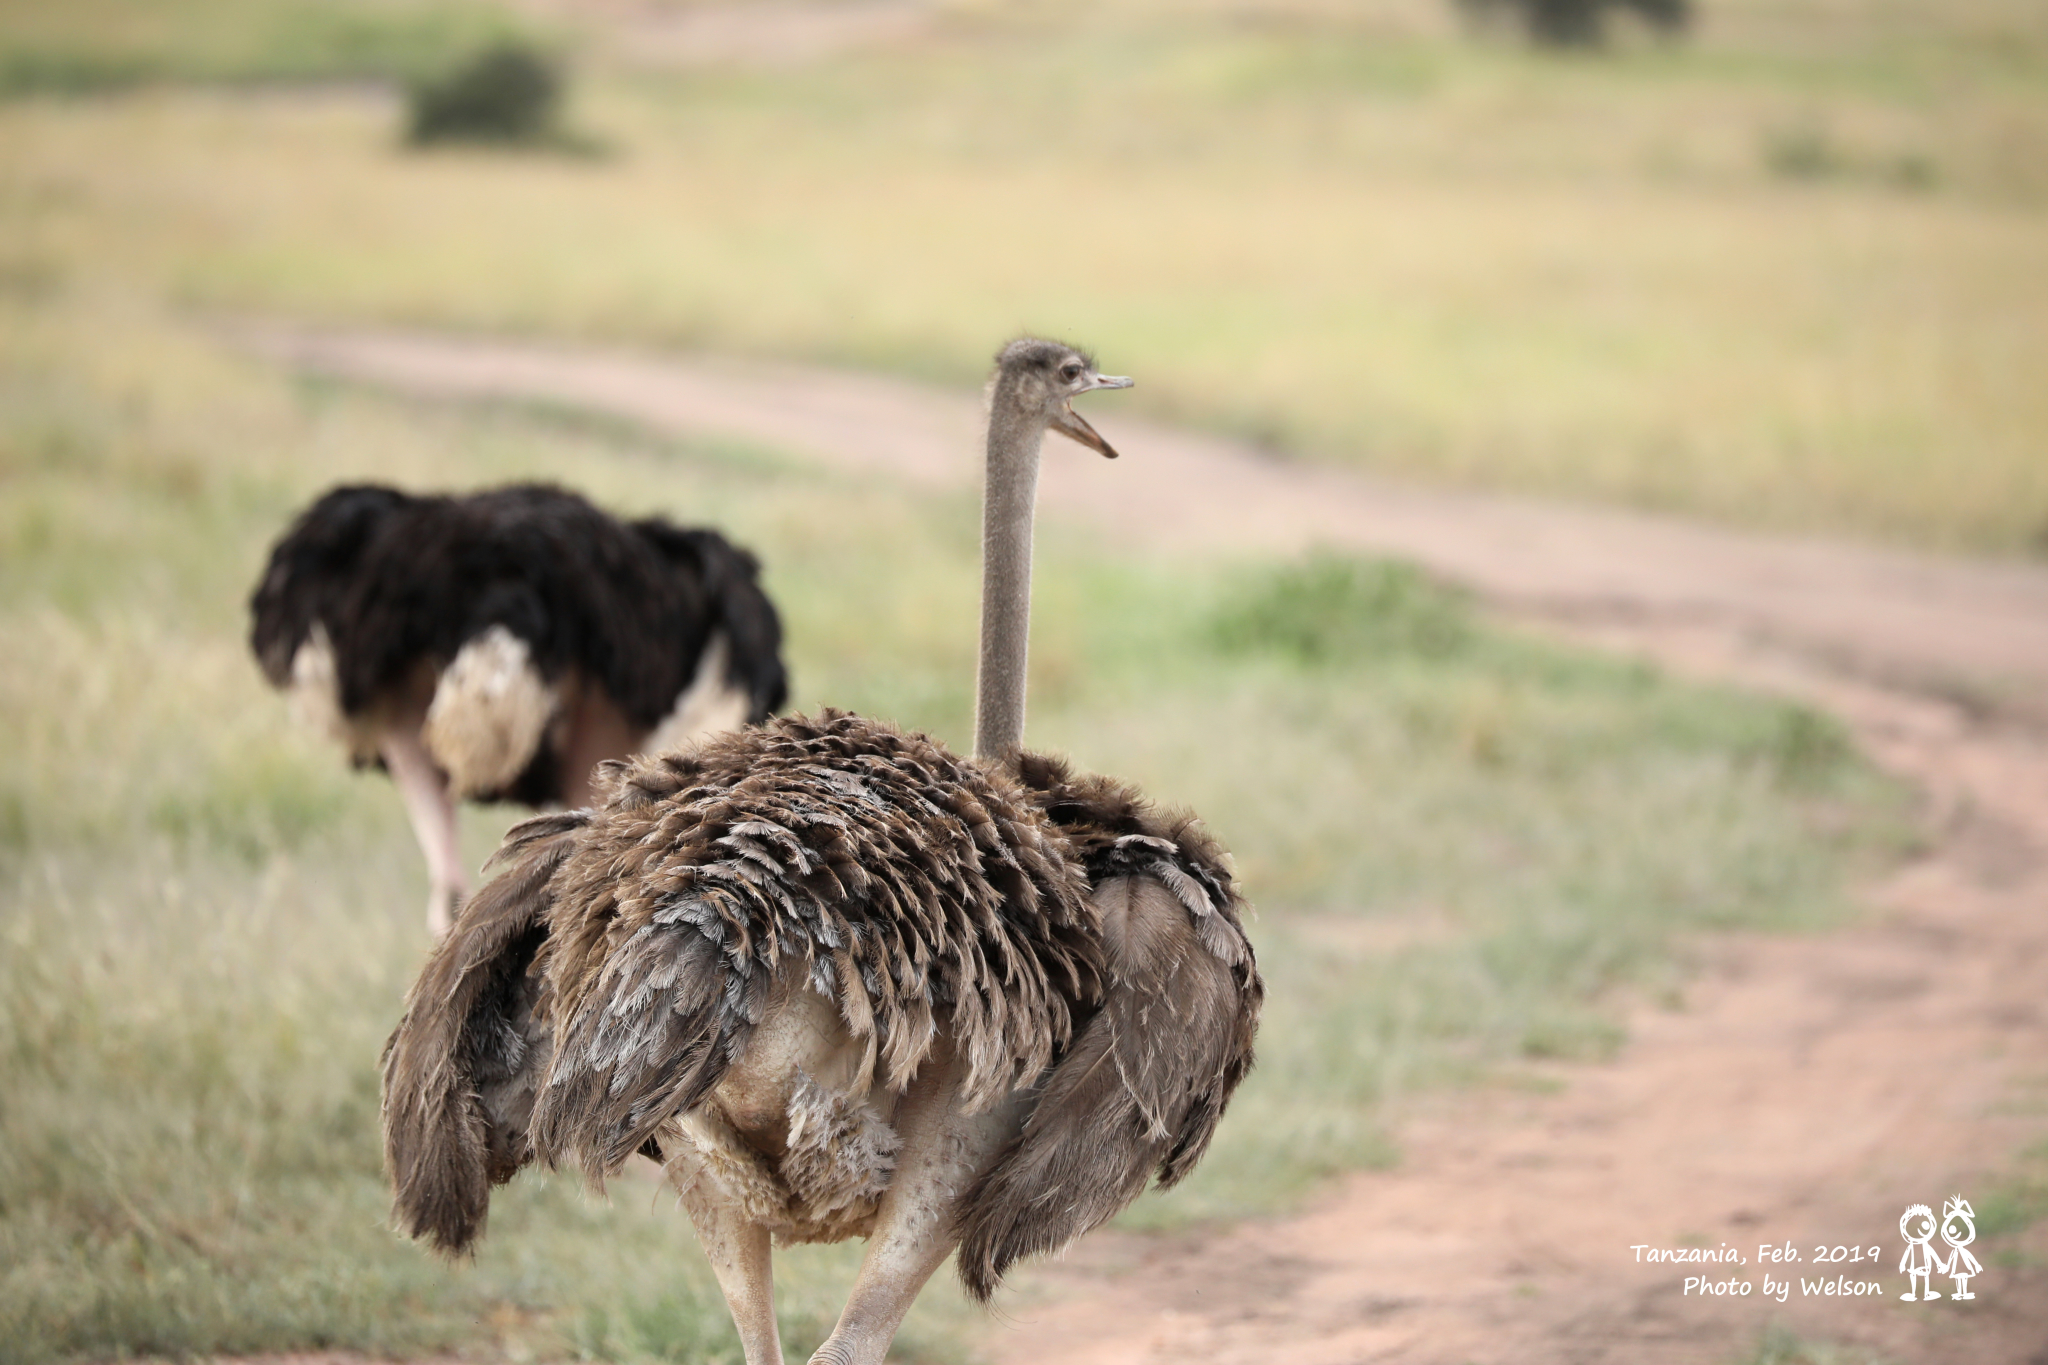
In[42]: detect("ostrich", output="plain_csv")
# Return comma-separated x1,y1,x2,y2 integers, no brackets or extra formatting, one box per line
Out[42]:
380,340,1262,1365
249,483,787,935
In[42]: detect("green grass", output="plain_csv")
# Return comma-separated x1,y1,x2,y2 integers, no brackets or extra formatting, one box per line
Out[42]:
0,0,541,95
0,300,1908,1357
1975,1136,2048,1255
0,0,1967,1356
1732,1323,1897,1365
0,0,2044,548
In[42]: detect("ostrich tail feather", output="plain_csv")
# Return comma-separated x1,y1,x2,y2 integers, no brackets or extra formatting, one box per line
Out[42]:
380,809,583,1255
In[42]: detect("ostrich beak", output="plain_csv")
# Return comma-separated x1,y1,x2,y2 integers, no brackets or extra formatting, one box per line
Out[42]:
1053,373,1133,459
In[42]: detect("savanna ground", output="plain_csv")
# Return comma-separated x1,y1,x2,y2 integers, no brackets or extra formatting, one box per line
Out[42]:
2,2,2046,1363
225,317,2048,1365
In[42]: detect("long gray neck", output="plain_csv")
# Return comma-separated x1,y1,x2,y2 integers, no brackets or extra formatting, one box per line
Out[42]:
973,396,1045,761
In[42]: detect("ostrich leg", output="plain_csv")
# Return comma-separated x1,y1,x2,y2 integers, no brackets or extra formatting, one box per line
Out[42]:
378,727,466,937
681,1186,783,1365
805,1050,1027,1365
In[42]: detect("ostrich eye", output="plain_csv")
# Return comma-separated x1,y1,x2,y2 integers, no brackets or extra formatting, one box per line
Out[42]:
1060,363,1082,381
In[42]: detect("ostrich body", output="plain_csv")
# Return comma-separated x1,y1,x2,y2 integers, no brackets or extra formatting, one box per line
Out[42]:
250,483,786,934
381,342,1262,1365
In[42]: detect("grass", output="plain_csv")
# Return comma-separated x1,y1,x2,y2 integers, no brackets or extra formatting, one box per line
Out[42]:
0,0,541,96
0,0,2044,549
1975,1136,2048,1258
1732,1324,1897,1365
0,0,1976,1357
0,291,1908,1357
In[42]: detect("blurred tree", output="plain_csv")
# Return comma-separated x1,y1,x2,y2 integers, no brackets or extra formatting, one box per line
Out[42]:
1455,0,1691,46
406,41,562,145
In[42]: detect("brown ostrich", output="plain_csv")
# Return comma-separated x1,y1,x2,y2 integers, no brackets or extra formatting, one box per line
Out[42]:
249,483,786,935
380,340,1262,1365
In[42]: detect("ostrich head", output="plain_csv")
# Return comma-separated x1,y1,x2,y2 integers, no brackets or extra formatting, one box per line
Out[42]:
988,338,1133,460
974,337,1133,761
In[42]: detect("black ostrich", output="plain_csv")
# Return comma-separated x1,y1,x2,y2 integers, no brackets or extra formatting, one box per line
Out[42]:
380,341,1262,1365
249,483,787,935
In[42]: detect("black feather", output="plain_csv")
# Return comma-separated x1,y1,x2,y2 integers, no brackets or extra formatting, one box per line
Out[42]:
248,482,787,801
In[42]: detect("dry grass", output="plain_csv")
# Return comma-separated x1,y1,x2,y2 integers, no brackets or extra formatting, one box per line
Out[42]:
0,303,996,1364
0,296,1906,1357
0,0,532,93
4,0,2044,546
0,1,1963,1358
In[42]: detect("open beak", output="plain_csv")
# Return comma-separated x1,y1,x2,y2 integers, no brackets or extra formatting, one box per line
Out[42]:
1051,373,1133,459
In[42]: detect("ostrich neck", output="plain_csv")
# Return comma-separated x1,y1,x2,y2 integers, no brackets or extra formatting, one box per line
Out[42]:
973,398,1046,760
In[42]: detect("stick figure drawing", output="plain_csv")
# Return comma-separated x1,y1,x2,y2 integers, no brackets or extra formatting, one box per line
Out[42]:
1899,1204,1943,1301
1941,1195,1982,1300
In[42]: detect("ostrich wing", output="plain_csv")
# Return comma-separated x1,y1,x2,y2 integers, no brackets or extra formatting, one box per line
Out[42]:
954,755,1263,1301
527,713,1103,1181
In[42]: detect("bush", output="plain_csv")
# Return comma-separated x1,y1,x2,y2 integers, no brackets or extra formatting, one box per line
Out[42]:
1456,0,1691,47
406,41,561,146
1210,553,1473,665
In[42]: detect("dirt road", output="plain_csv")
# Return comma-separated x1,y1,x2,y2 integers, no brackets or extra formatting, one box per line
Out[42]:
240,324,2048,1364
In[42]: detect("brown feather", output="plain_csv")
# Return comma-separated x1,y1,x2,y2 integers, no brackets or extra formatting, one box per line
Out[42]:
379,809,584,1254
378,338,1263,1364
526,711,1104,1181
382,724,1260,1304
952,754,1263,1301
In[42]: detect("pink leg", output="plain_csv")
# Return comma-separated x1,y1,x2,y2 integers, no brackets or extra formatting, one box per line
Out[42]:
379,726,467,937
678,1178,784,1365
